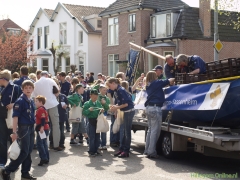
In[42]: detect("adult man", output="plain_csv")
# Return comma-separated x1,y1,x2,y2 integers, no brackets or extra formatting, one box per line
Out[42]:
164,55,178,79
176,54,206,74
58,72,71,132
32,71,62,151
13,66,31,86
152,65,165,79
59,72,71,96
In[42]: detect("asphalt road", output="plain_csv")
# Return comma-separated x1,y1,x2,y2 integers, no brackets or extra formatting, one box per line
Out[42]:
2,122,240,180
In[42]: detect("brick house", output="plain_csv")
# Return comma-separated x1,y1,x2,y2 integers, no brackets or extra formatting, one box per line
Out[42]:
0,18,25,37
100,0,240,76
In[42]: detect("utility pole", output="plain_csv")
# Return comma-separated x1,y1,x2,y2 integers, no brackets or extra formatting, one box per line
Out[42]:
214,0,219,61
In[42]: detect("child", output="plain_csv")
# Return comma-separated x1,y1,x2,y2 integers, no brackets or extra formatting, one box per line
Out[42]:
68,84,88,145
35,95,50,166
83,89,109,157
2,80,37,180
98,85,110,150
57,92,69,149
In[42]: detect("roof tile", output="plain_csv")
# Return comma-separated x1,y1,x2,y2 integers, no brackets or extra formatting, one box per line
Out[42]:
99,0,188,16
62,3,105,33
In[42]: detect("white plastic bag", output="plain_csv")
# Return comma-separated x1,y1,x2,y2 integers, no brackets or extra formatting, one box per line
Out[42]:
8,140,20,160
112,119,120,134
6,109,13,129
96,113,109,133
69,106,82,123
116,109,124,125
113,110,124,134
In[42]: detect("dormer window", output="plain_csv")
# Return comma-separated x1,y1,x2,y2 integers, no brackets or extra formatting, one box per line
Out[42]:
97,20,102,28
150,13,178,38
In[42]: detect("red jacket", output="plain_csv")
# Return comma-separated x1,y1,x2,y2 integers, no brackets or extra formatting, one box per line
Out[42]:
35,106,49,130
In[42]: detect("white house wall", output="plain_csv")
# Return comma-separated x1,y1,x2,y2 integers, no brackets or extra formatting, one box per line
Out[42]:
88,34,102,77
29,4,102,77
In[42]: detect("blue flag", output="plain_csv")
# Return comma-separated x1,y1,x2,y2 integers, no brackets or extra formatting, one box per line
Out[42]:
126,49,140,86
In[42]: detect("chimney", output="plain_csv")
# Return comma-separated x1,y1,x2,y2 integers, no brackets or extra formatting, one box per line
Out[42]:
199,0,211,37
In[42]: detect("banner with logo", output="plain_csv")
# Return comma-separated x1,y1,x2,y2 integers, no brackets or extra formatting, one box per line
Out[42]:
162,83,230,110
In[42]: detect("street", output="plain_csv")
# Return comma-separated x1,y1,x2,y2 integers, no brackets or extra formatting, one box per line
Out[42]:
2,121,240,180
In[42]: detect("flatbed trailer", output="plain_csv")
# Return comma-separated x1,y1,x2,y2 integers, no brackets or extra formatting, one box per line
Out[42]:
132,117,240,159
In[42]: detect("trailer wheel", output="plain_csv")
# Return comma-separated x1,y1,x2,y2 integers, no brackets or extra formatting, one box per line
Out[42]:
162,133,173,158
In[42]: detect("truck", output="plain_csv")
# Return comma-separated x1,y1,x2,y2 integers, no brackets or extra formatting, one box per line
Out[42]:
127,42,240,159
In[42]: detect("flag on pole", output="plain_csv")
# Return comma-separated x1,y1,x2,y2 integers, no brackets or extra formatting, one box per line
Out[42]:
126,49,140,86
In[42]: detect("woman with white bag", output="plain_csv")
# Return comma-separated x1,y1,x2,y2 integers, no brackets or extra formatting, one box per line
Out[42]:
106,78,135,158
0,70,20,169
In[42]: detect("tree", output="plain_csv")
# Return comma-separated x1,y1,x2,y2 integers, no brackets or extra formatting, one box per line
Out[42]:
0,30,34,72
201,0,240,30
49,42,70,75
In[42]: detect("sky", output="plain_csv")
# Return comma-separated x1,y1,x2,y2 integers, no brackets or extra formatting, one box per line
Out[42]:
0,0,199,30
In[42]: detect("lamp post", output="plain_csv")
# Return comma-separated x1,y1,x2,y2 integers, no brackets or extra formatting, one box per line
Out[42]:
214,0,219,61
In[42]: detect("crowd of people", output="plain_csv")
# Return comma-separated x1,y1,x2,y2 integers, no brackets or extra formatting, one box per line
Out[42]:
0,53,206,180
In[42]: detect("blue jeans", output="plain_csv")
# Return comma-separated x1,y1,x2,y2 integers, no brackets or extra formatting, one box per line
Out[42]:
5,124,34,176
59,122,65,145
99,133,106,147
144,106,162,156
36,130,49,160
88,123,100,154
110,115,120,144
119,110,135,153
0,118,12,165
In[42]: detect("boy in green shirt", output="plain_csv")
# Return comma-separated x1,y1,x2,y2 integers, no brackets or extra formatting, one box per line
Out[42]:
83,89,109,157
98,85,110,150
68,84,89,145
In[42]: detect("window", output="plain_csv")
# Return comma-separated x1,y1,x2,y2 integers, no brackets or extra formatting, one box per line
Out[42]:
108,54,119,77
97,20,102,28
164,51,174,57
66,57,70,72
151,13,178,38
44,26,49,48
148,53,159,70
57,58,61,72
30,39,33,51
150,16,156,38
37,27,42,49
79,31,83,45
60,23,67,44
108,17,119,46
79,58,84,75
129,14,136,32
42,58,48,71
166,14,171,37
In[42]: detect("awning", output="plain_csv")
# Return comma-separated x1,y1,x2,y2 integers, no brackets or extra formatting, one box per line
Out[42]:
145,42,176,48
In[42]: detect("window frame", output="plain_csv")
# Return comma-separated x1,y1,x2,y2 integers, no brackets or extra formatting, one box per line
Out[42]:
42,58,49,71
108,17,119,46
37,27,42,49
150,16,156,38
163,51,174,57
66,57,70,72
79,31,83,45
166,13,171,37
44,26,49,49
59,22,67,45
128,14,136,32
108,54,119,77
97,20,102,28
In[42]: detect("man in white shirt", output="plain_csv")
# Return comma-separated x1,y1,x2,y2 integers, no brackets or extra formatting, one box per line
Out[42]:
32,71,62,151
